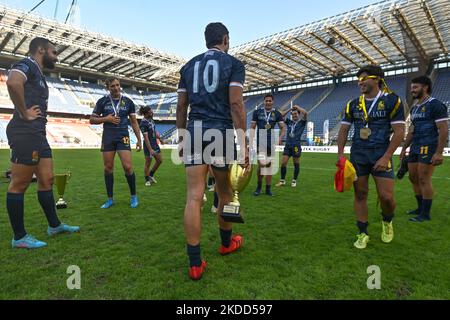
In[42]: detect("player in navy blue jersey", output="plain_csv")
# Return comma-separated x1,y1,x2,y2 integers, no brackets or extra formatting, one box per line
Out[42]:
90,77,142,209
337,65,406,250
250,94,286,196
400,76,449,223
276,105,308,188
6,37,80,249
177,22,249,281
139,106,163,187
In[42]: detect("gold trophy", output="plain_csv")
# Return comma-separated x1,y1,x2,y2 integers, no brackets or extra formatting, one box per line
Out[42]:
221,162,253,224
55,172,71,209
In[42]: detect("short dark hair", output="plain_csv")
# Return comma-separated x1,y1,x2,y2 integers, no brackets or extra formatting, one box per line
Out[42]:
412,76,433,94
105,77,120,87
29,37,54,55
356,65,385,78
139,106,151,116
205,23,229,49
264,93,274,100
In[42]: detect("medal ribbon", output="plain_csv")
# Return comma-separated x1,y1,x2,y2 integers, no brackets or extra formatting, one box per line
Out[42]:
265,111,272,128
109,94,123,117
290,120,299,137
359,91,383,127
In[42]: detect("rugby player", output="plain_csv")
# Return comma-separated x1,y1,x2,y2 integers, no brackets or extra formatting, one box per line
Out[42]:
337,65,405,249
6,37,80,249
90,77,142,209
276,105,308,188
400,76,449,222
176,22,249,280
251,94,286,196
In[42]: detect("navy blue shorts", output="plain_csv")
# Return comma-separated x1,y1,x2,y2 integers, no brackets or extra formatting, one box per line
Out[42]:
182,126,236,171
283,144,302,158
350,147,395,179
408,144,437,165
144,144,161,158
101,132,131,153
7,132,52,166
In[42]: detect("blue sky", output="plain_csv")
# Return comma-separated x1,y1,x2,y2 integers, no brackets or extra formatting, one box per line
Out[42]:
2,0,381,59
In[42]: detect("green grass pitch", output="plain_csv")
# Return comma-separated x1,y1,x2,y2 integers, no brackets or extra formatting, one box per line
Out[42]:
0,149,449,300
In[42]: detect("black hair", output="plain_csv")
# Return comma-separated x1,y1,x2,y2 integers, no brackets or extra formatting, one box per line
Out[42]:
105,77,120,87
205,23,229,49
139,106,151,116
357,65,384,88
29,37,54,55
264,93,274,100
411,76,433,94
356,65,385,78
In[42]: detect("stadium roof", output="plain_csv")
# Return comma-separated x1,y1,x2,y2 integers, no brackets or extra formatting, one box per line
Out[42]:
0,0,448,91
230,0,450,89
0,4,185,90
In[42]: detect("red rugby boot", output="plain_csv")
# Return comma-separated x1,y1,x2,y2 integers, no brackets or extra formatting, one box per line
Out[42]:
219,235,244,256
189,261,207,281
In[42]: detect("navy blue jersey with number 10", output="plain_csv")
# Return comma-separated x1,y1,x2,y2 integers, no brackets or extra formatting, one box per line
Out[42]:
177,48,245,130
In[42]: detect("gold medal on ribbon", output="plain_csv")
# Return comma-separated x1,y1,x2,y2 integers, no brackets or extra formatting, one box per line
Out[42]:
265,123,272,130
360,127,372,140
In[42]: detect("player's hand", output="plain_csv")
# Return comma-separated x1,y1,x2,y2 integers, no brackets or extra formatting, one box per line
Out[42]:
106,114,120,125
374,156,391,172
178,141,184,160
239,147,250,171
431,153,444,167
136,141,142,152
336,154,346,166
21,106,42,121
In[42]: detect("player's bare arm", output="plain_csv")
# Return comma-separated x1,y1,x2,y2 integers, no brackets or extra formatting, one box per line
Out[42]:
143,132,154,155
278,121,287,145
129,114,142,152
374,123,405,171
176,92,189,131
294,106,308,120
229,86,249,168
89,113,120,125
6,71,41,121
432,121,449,166
337,124,350,159
400,129,414,160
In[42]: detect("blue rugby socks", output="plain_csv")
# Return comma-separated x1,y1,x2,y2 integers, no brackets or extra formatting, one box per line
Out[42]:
281,166,287,180
38,190,61,228
294,164,300,181
357,221,369,235
422,199,433,218
126,172,136,196
187,244,202,268
104,172,114,198
7,193,26,241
